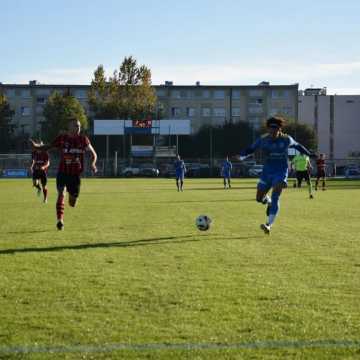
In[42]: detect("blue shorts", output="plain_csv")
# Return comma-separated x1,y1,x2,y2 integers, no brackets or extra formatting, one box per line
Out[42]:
223,172,231,179
257,168,288,191
176,171,185,180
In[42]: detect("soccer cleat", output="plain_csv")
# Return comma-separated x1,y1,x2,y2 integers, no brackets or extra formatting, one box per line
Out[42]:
260,223,271,235
44,198,48,203
56,220,64,231
310,194,314,199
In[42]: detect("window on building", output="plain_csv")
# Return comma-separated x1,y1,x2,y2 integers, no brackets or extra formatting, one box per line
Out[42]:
232,89,241,99
272,89,289,98
201,107,211,117
248,106,263,114
232,107,241,116
21,89,31,98
186,107,196,117
213,107,225,117
171,90,181,99
156,88,166,97
214,90,225,99
249,89,263,97
5,89,16,97
37,97,46,104
36,88,51,96
171,107,181,117
249,98,263,104
75,89,87,99
20,106,31,116
202,90,211,98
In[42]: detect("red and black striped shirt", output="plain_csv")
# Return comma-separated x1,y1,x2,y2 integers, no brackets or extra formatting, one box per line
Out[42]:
52,134,90,176
316,158,326,171
32,150,49,172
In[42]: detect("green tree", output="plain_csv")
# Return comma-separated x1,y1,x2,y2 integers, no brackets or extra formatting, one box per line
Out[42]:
284,121,317,151
0,93,15,152
88,56,157,119
42,92,88,142
179,122,255,158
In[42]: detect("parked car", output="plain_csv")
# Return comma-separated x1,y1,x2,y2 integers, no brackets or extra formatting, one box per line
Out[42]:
122,165,159,177
248,164,264,177
345,167,360,179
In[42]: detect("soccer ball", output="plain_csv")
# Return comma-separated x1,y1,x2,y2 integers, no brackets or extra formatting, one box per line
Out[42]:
196,215,212,231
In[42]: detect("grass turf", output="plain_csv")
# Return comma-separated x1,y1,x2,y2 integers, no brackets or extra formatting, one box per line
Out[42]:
0,178,360,359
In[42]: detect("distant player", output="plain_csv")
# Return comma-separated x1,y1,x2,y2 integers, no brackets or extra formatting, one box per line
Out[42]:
30,144,50,203
221,156,232,189
315,153,326,191
291,153,314,199
238,116,312,234
30,117,97,230
174,154,186,192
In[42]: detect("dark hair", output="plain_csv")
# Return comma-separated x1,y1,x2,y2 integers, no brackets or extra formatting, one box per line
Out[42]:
266,116,286,128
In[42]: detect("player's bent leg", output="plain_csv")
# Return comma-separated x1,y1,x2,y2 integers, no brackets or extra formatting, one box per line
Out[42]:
68,194,77,207
266,183,284,228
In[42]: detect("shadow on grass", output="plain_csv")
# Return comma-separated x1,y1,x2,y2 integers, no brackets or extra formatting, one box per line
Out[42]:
0,234,257,255
153,198,254,204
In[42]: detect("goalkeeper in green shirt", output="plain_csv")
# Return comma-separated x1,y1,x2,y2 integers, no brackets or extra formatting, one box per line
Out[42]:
291,153,314,199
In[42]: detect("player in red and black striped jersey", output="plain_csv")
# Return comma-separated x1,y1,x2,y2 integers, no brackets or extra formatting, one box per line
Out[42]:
315,153,326,191
30,118,97,230
30,146,50,202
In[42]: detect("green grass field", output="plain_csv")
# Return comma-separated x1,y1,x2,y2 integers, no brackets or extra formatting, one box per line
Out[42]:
0,178,360,359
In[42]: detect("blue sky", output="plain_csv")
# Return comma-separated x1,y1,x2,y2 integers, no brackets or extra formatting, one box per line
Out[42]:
1,0,360,94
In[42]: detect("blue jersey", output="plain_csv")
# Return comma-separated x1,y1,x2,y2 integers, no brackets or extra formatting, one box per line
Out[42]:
241,133,310,173
174,160,186,178
222,160,232,177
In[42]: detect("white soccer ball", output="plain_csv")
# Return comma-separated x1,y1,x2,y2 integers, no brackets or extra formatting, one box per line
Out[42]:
196,215,212,231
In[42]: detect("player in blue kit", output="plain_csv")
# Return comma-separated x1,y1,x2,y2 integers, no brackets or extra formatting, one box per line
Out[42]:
174,154,186,192
238,116,312,234
221,156,232,189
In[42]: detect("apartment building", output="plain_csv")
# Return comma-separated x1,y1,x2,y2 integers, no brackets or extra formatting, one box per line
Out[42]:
298,88,360,159
0,81,299,137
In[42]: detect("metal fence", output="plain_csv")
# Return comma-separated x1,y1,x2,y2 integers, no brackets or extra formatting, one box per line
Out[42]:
1,153,360,179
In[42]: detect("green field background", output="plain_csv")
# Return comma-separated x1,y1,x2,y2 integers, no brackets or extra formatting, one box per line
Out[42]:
0,178,360,359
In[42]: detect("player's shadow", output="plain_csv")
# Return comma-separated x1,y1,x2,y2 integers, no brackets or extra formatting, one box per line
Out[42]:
153,199,253,204
0,234,257,255
190,186,255,191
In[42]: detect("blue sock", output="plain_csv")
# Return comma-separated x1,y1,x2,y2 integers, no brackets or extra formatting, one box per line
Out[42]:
268,191,281,225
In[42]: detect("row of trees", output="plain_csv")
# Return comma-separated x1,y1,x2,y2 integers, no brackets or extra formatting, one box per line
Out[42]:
0,55,317,155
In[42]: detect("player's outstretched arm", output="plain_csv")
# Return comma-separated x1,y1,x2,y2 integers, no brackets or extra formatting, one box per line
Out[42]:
29,139,53,152
86,143,98,174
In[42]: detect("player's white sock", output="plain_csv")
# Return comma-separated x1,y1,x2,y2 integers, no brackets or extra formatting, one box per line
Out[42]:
268,214,276,226
262,195,271,205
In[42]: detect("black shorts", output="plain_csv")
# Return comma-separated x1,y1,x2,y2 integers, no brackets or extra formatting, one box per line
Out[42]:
296,170,310,182
56,172,81,198
317,169,326,178
32,169,47,186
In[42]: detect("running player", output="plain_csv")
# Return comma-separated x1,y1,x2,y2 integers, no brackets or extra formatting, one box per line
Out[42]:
30,117,97,230
30,144,50,203
238,116,312,234
315,153,326,191
291,153,314,199
221,156,232,189
174,155,186,192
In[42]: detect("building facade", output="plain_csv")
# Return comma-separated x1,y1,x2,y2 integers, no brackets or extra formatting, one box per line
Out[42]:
0,81,299,138
298,90,360,159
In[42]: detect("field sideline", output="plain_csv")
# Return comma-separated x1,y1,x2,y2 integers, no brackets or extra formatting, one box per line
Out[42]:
0,178,360,359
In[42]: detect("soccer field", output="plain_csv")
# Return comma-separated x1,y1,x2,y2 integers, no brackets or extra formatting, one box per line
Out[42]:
0,178,360,359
